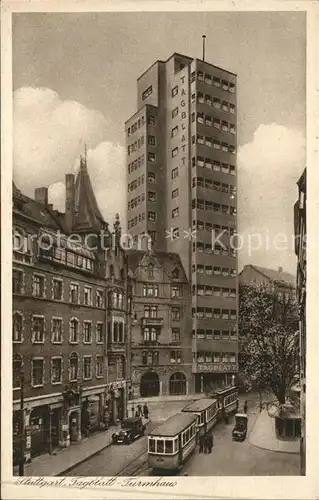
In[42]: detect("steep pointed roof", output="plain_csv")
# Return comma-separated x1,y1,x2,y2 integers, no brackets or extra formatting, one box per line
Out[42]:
126,249,188,282
73,154,106,232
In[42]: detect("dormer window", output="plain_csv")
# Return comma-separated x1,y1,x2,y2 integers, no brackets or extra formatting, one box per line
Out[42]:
148,263,154,279
171,267,180,279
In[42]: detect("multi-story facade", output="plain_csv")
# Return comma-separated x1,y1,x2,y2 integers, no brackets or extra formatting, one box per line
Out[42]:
125,53,238,392
127,250,192,398
239,264,296,297
294,168,306,475
12,156,129,463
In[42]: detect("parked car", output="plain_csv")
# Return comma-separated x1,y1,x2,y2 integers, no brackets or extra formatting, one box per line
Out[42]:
112,417,146,444
232,413,248,442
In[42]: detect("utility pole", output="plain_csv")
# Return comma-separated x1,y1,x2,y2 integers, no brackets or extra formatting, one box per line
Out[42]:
19,366,25,476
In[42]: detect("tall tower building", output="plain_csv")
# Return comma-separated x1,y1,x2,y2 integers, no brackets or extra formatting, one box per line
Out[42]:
126,52,238,391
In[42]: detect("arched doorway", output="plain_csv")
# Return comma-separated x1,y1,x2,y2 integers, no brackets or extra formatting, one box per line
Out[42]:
169,372,187,395
140,372,160,398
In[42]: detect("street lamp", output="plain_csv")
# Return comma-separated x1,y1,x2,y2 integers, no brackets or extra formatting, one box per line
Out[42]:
19,365,25,476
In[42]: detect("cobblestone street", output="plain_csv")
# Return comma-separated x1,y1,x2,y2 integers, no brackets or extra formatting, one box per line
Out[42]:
64,395,300,477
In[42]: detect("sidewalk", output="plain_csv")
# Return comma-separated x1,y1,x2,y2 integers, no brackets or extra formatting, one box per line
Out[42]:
13,424,120,477
248,409,300,454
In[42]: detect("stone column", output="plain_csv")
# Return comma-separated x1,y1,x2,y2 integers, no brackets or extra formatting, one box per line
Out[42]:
64,410,71,447
112,398,118,424
159,380,163,396
200,375,204,393
76,410,82,441
186,381,189,395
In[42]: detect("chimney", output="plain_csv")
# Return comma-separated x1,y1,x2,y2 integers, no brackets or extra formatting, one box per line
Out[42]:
34,187,48,206
65,174,75,232
278,266,283,274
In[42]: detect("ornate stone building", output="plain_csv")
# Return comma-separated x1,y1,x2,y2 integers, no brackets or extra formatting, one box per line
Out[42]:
12,155,129,464
127,250,193,398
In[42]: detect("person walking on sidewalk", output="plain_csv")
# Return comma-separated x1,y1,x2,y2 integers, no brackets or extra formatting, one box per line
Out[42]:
199,433,205,453
244,401,248,414
208,433,213,453
204,434,209,454
143,403,149,419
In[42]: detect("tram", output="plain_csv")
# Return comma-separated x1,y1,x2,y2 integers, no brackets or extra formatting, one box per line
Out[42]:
210,385,239,417
182,398,219,437
147,413,198,472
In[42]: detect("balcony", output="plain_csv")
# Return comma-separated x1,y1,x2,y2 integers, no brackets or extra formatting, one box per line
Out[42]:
139,340,160,346
107,341,126,354
141,317,164,327
192,362,238,373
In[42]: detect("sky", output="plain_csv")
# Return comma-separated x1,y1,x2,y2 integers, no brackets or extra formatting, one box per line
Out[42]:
12,11,306,274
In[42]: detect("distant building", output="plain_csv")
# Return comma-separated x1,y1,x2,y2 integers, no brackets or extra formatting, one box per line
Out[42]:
238,264,297,390
239,264,296,298
12,155,129,464
125,52,238,391
127,250,193,398
294,168,306,475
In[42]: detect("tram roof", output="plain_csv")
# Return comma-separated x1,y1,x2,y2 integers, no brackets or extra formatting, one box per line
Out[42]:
210,386,238,396
149,413,197,437
182,398,217,412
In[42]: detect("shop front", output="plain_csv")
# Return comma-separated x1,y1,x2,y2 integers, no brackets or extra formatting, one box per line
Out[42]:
105,381,126,425
29,405,51,458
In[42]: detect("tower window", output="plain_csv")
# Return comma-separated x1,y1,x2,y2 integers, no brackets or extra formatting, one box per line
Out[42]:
172,86,179,97
142,85,153,101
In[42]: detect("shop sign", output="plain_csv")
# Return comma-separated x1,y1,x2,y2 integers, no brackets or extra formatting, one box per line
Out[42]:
197,363,237,373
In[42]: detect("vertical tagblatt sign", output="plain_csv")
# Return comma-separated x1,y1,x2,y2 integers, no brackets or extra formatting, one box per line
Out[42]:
179,73,188,169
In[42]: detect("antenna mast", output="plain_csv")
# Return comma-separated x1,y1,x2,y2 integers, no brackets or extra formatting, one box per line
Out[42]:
202,35,206,62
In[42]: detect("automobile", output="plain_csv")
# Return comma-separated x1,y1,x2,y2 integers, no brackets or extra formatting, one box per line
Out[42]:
232,413,248,442
112,417,146,444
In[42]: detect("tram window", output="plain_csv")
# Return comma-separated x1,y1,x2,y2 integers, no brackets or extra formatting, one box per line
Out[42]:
149,438,156,452
157,440,164,453
174,438,178,452
165,440,173,454
200,413,205,424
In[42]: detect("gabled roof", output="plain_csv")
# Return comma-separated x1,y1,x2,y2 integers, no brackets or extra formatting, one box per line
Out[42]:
13,181,63,230
73,155,106,232
126,249,188,281
243,264,296,287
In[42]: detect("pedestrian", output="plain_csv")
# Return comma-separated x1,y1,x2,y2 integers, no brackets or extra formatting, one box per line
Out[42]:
208,433,213,453
137,404,142,417
143,403,149,419
244,401,248,414
199,433,205,453
135,409,140,417
204,434,209,454
259,401,263,412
